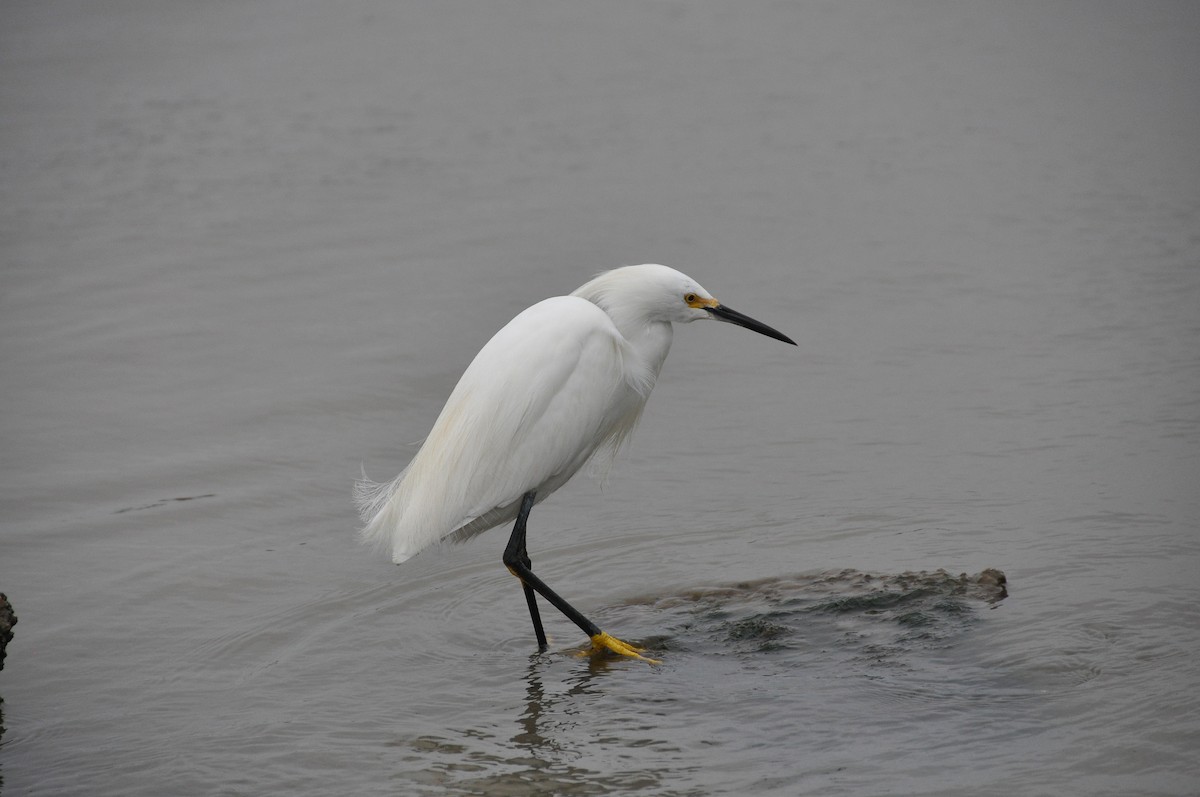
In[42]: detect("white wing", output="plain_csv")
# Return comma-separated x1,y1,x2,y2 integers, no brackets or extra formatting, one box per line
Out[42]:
357,296,650,563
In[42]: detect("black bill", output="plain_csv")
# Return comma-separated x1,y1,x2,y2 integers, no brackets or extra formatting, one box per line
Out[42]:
707,304,797,346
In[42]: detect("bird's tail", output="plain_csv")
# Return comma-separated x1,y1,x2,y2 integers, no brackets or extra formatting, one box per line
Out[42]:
354,465,407,556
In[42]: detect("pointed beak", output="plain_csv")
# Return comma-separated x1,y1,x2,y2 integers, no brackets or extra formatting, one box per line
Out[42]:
706,304,797,346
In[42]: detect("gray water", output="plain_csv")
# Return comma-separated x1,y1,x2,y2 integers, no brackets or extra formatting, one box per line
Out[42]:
2,1,1199,795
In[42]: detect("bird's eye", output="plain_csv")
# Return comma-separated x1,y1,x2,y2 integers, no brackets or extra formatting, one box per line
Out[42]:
684,292,698,304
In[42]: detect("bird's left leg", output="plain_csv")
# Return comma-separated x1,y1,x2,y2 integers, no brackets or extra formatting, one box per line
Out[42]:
503,491,548,650
502,491,657,663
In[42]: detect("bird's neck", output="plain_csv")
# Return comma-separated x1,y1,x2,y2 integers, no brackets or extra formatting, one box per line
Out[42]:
571,283,674,381
620,319,674,384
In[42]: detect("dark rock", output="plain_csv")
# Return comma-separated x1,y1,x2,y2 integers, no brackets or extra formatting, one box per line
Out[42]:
0,592,16,671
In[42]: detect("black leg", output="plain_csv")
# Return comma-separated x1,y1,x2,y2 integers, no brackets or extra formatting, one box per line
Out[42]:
522,581,548,651
501,491,657,662
504,491,549,649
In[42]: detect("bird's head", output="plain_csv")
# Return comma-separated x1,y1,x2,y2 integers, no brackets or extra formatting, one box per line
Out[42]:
573,264,796,345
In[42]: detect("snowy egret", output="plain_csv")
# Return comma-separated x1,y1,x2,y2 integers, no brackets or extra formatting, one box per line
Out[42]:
356,264,795,661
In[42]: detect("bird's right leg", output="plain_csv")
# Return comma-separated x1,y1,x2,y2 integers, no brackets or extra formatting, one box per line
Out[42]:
502,491,657,663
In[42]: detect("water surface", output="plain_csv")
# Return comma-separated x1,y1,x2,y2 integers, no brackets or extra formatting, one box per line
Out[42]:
2,2,1198,795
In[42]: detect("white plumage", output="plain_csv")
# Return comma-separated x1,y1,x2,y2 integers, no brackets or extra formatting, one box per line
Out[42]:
356,263,794,566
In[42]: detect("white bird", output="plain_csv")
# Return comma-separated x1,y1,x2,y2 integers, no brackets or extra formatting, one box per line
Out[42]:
356,264,795,661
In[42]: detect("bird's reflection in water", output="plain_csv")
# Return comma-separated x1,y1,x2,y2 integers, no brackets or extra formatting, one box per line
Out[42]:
496,656,681,794
512,661,558,752
512,649,638,752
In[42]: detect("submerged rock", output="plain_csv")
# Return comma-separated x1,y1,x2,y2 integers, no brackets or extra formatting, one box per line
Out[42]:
618,568,1009,659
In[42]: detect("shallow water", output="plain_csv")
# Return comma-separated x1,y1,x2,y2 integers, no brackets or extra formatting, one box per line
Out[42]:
2,1,1199,795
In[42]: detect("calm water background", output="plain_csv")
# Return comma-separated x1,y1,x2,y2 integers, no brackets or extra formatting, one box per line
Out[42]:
2,2,1199,795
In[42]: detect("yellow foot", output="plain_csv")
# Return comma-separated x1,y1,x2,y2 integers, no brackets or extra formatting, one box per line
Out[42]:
587,631,661,664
